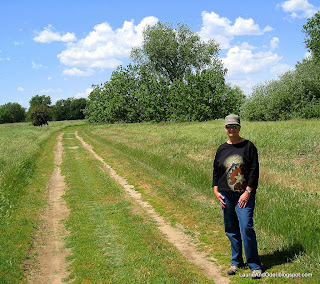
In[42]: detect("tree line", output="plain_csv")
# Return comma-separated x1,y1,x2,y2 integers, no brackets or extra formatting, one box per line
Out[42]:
0,95,87,125
3,13,320,125
241,12,320,121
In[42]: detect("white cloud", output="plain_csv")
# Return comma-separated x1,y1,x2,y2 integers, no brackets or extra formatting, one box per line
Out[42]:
199,11,273,49
32,61,44,69
75,88,93,99
40,88,62,94
14,41,24,46
271,63,293,76
281,0,318,18
63,68,94,77
34,25,77,43
270,37,280,49
58,16,158,70
227,77,258,95
222,45,282,76
17,87,24,92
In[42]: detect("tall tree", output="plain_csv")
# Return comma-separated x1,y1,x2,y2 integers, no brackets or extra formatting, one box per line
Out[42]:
303,11,320,60
131,22,224,83
29,95,51,107
85,21,244,123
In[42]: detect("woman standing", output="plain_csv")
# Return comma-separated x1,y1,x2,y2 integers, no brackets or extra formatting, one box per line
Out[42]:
212,114,262,279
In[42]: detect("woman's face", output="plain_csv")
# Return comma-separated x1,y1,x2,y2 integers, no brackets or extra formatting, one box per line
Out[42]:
224,124,241,138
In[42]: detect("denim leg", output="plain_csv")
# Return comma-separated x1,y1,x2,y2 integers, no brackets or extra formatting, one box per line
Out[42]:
235,193,261,270
221,192,244,266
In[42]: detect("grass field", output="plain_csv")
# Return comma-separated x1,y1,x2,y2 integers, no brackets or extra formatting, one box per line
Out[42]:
78,119,320,283
0,119,319,283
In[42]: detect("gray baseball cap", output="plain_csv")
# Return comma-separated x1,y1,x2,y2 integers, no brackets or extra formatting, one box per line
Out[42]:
225,114,240,126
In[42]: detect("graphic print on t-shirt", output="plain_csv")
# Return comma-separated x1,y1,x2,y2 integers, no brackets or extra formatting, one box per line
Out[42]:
223,154,248,192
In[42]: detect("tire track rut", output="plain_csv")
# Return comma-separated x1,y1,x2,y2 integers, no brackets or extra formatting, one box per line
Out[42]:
27,133,70,284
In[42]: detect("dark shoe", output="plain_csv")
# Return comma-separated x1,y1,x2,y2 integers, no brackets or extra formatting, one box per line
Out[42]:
251,269,262,279
227,265,238,275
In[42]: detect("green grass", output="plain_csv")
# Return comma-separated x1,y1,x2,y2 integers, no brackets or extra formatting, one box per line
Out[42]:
61,132,212,283
0,121,85,283
78,119,320,283
1,119,319,283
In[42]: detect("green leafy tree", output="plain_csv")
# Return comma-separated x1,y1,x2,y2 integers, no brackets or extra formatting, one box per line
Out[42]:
241,61,320,121
52,97,87,121
85,21,243,123
131,22,224,83
0,103,26,123
85,64,141,123
29,104,52,126
29,95,51,107
303,11,320,60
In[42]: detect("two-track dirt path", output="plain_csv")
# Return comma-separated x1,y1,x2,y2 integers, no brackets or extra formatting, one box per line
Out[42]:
27,132,229,283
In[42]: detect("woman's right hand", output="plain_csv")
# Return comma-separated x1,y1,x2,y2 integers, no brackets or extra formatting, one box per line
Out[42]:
214,186,226,208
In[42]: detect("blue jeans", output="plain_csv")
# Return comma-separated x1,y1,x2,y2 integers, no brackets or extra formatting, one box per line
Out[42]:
221,191,261,271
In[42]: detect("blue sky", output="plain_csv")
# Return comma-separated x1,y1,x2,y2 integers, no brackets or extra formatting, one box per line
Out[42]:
1,0,319,109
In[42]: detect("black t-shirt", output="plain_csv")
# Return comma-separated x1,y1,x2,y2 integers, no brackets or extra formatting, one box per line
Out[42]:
212,140,259,193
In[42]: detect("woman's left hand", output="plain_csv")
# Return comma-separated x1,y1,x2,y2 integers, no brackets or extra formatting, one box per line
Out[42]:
238,191,251,208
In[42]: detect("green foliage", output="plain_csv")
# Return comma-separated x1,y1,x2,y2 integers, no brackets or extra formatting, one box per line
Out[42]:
0,102,26,124
29,104,52,126
29,94,51,107
52,97,87,121
85,21,243,123
303,11,320,60
241,58,320,121
85,64,244,123
131,22,222,83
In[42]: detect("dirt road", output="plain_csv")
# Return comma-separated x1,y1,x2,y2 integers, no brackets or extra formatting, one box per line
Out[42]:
27,132,229,283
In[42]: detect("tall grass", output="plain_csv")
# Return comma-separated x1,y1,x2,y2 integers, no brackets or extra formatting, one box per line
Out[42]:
0,121,84,283
79,119,320,282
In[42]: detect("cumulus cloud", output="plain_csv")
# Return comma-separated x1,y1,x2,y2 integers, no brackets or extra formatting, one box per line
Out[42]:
34,25,77,43
270,37,280,49
17,87,24,92
281,0,318,18
63,68,94,77
222,45,282,76
58,16,158,71
199,11,273,49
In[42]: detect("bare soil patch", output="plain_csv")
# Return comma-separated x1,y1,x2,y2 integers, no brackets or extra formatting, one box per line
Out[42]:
76,132,229,284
